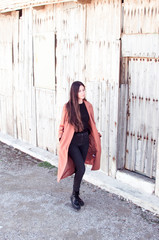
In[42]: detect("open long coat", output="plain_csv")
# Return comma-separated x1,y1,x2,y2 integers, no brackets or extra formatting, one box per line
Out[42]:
57,100,101,182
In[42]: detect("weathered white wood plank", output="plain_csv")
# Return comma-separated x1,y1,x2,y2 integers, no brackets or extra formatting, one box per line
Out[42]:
155,136,159,196
33,32,55,90
117,83,128,169
122,34,159,58
35,88,56,152
12,11,19,139
0,13,17,135
13,8,35,144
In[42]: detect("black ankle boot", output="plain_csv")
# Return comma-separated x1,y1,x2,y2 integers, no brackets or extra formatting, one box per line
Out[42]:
75,191,84,206
70,192,81,210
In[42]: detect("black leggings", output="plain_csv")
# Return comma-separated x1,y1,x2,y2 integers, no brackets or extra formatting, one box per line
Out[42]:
68,132,89,193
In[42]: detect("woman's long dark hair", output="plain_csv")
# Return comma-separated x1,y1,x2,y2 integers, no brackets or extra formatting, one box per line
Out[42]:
66,81,85,132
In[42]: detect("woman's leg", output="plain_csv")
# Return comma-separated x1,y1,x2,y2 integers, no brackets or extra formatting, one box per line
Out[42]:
68,132,89,209
68,144,86,192
68,140,89,209
79,141,89,163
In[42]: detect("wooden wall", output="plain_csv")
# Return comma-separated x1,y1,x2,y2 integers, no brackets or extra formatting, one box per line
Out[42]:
0,0,121,177
1,0,159,193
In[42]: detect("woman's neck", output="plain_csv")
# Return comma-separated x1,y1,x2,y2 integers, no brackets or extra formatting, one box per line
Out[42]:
78,99,84,104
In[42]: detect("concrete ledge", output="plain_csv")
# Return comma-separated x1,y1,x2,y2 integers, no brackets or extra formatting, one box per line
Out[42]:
116,170,155,195
0,132,159,215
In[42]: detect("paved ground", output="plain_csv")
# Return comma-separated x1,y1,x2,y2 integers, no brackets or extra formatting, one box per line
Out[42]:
0,142,159,240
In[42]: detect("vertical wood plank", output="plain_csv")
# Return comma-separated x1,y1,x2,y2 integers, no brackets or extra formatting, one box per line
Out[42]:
117,57,129,169
155,131,159,197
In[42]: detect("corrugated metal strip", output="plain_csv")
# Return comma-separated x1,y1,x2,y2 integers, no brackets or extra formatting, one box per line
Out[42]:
0,0,77,12
122,0,159,34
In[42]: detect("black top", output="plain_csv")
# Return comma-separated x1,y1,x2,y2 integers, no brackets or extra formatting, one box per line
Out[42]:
75,102,90,134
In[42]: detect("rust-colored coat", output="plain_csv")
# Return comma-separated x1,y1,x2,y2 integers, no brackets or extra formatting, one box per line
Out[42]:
57,100,101,182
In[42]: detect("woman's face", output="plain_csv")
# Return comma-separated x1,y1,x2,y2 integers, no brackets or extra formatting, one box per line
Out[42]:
78,85,85,102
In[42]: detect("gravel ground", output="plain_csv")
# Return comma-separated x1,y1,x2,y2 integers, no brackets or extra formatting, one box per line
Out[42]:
0,141,159,240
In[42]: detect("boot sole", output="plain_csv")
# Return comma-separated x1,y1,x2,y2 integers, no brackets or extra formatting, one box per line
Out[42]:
70,197,81,210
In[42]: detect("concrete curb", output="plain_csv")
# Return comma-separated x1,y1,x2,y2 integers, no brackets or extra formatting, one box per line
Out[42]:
0,132,159,216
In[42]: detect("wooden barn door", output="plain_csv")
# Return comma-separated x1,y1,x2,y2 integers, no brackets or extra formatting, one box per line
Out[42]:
125,57,159,178
119,0,159,178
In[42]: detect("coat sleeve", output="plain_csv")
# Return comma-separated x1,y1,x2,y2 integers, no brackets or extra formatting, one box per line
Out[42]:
58,104,67,140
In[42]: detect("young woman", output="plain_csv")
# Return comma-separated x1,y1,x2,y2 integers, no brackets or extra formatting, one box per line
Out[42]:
58,81,101,210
